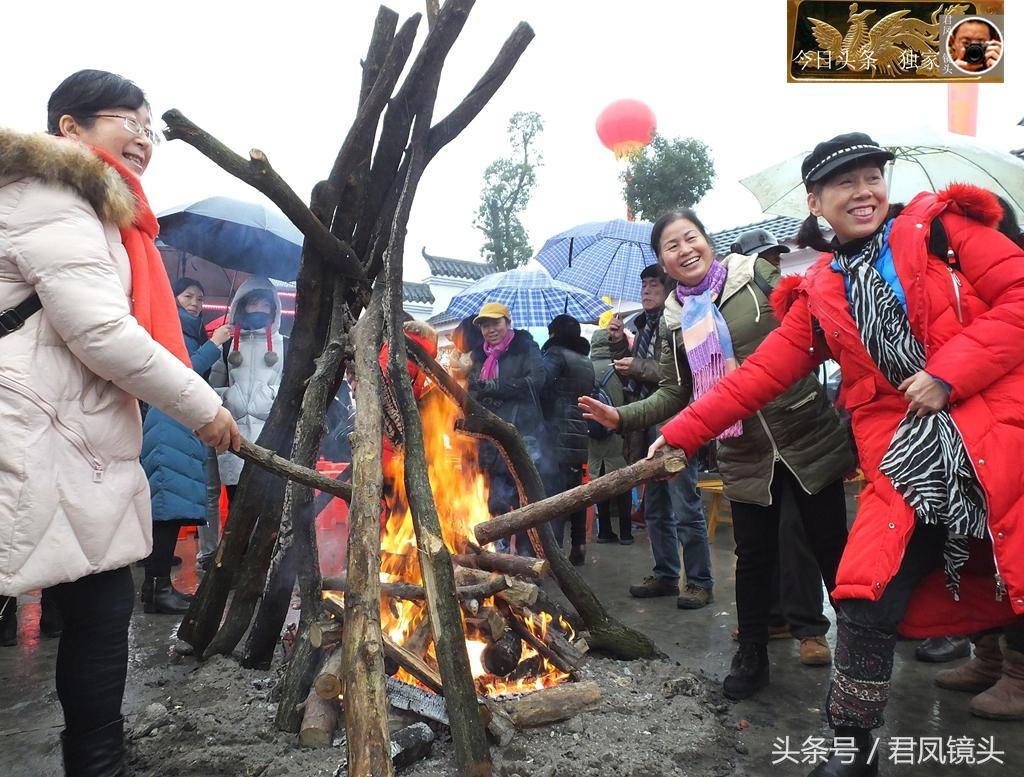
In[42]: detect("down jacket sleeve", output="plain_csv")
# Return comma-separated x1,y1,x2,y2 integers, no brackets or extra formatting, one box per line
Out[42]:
660,295,825,456
924,214,1024,402
7,182,223,428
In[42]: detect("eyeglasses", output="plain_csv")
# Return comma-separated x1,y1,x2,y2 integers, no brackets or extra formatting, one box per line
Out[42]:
89,114,162,145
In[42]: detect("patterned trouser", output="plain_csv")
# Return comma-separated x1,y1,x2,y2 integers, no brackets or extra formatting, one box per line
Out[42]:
827,618,897,729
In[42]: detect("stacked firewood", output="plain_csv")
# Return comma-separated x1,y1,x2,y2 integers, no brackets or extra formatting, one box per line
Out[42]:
298,545,599,767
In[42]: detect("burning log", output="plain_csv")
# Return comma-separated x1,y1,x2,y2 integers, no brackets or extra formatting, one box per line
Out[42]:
481,630,523,677
403,617,434,658
386,676,448,726
299,687,340,748
500,604,577,677
497,682,602,728
474,449,688,546
466,607,505,643
382,634,443,694
454,567,537,609
405,338,661,660
452,550,548,581
545,627,587,669
322,573,509,604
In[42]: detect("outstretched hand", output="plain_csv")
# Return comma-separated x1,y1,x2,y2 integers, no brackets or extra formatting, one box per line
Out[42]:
196,407,242,453
578,395,620,430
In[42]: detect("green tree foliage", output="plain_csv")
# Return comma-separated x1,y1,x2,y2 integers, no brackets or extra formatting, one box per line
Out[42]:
622,135,716,222
475,112,543,271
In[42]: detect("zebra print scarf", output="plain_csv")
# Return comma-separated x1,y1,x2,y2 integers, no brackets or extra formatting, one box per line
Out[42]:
834,229,987,600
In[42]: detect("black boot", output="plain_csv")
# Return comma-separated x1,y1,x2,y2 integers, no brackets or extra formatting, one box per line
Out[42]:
0,596,16,647
141,577,191,614
39,587,63,638
723,642,770,700
808,727,879,777
61,716,126,777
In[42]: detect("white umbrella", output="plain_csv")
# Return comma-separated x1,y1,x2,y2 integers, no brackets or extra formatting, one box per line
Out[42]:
741,128,1024,221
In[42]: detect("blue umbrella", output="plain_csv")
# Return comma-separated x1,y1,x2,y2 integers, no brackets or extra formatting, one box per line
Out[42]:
156,196,303,281
442,267,610,327
534,219,657,302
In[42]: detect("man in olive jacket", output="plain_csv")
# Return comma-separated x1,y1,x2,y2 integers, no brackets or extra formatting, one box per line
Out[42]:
609,265,712,609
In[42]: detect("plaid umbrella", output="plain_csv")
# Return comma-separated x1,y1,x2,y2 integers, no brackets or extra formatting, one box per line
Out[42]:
442,267,610,327
534,219,658,303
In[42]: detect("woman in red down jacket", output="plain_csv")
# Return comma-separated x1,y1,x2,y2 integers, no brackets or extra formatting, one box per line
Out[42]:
649,132,1024,777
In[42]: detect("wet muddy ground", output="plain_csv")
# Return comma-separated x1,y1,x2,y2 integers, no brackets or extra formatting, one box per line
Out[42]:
2,489,1020,776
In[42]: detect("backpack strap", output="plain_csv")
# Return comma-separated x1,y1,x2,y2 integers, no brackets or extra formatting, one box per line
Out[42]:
0,293,42,339
750,267,775,300
597,365,616,389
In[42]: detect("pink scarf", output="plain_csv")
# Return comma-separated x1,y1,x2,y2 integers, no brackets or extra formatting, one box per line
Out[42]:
479,329,514,380
675,261,743,440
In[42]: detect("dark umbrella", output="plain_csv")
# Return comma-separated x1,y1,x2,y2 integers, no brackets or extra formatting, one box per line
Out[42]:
156,196,303,281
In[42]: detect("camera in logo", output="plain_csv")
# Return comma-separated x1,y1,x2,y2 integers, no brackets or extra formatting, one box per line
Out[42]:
948,16,1003,74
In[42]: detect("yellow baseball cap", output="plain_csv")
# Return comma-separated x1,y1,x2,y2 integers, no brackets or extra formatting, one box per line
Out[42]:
473,302,512,326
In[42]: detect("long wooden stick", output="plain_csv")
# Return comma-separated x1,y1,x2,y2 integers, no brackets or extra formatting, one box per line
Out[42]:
474,450,687,546
453,551,548,580
339,296,392,776
234,439,352,501
381,10,491,768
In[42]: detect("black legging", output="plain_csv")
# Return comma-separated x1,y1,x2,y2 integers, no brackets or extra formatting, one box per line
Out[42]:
49,567,135,734
729,464,849,644
145,521,183,579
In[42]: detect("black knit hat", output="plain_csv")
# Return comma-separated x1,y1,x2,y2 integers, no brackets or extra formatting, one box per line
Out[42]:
802,132,894,189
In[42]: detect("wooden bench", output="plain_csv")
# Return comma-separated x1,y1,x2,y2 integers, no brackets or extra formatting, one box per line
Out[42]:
699,478,729,543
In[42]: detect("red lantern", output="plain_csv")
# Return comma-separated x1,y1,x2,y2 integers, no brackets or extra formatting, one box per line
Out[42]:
596,99,657,160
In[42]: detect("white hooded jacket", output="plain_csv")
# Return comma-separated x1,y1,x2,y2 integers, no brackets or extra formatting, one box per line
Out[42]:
210,276,284,485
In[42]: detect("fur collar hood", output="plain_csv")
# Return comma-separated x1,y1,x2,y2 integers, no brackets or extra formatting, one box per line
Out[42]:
0,128,137,227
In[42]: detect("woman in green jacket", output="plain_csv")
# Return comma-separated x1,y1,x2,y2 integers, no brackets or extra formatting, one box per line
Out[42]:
582,207,853,700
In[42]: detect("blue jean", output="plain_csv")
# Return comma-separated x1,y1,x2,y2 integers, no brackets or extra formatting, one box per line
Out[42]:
643,428,711,589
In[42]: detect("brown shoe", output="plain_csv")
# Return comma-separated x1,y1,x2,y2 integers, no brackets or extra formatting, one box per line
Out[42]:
935,633,1002,693
628,576,678,599
799,635,832,666
969,638,1024,720
677,584,713,610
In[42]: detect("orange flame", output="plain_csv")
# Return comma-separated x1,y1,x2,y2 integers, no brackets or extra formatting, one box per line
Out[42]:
378,386,570,695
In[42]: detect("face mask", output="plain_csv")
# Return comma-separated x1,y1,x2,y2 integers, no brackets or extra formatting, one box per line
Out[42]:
239,311,273,330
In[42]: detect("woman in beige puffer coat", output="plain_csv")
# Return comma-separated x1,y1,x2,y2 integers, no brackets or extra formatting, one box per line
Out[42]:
0,69,238,775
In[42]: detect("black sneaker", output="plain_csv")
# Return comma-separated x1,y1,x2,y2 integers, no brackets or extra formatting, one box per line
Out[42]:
595,535,618,544
628,576,678,598
723,642,769,700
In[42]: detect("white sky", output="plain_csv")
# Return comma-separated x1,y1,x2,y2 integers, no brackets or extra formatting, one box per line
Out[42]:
6,1,1023,282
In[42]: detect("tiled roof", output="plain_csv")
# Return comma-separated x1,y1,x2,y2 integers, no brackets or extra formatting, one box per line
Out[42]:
422,248,494,281
403,281,435,305
710,215,805,255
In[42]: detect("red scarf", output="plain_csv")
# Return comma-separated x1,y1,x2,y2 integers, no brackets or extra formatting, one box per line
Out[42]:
90,146,190,366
